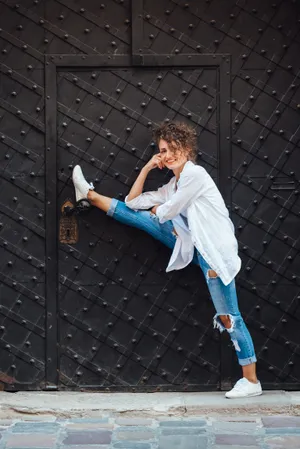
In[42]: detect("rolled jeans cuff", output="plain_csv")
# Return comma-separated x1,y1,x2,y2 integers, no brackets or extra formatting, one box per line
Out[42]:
238,355,257,366
107,198,118,217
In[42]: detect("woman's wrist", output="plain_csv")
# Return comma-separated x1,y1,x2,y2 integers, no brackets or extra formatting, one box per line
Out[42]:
141,166,151,175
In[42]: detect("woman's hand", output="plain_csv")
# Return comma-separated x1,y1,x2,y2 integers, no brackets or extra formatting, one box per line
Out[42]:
151,205,158,215
144,154,164,172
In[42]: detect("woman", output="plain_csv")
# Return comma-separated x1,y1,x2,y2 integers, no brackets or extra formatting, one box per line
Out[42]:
72,121,262,398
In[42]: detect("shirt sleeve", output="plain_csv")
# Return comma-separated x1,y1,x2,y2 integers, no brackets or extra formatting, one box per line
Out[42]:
156,169,205,223
124,180,172,210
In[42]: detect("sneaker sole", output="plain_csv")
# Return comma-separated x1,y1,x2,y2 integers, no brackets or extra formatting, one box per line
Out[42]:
225,391,262,399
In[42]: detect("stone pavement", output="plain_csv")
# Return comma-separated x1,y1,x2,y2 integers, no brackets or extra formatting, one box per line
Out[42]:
0,414,300,448
1,391,300,417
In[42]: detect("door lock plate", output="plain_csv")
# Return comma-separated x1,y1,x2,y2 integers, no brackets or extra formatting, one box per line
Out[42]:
59,199,78,244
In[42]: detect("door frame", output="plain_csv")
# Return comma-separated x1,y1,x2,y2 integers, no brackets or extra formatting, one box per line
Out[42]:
44,53,232,390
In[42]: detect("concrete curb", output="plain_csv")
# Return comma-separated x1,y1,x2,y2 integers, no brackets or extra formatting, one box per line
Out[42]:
0,391,300,418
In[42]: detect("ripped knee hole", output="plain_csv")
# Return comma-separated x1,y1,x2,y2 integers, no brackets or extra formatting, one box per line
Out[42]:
219,315,232,329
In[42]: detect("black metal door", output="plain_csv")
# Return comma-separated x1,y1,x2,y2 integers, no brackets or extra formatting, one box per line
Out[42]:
52,55,231,391
0,0,299,391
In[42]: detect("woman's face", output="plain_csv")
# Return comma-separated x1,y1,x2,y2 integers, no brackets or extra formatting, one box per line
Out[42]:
158,139,188,170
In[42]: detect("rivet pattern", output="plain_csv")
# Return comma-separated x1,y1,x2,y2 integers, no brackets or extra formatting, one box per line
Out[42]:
0,0,299,392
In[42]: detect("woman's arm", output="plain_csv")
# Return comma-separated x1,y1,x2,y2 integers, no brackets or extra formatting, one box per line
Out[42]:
125,154,171,210
155,168,205,223
126,154,163,202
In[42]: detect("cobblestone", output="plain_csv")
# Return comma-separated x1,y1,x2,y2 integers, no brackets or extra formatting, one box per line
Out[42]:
59,447,110,449
212,421,260,433
265,427,300,434
62,430,112,445
158,419,206,427
65,422,114,430
11,423,59,433
112,443,152,449
265,435,300,448
157,435,201,449
115,418,153,426
114,427,155,441
214,434,258,445
2,413,300,448
262,416,300,427
161,427,206,435
5,434,57,447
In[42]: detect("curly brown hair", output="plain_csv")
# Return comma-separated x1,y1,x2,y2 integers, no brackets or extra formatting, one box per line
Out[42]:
152,121,197,161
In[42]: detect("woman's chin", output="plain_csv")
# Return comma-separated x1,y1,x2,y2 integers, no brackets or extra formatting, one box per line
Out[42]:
165,162,177,169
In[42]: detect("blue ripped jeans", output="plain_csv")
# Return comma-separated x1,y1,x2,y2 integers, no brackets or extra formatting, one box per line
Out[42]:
107,199,257,367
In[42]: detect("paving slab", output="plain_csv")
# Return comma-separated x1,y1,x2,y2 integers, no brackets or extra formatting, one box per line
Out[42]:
0,391,299,419
1,414,300,448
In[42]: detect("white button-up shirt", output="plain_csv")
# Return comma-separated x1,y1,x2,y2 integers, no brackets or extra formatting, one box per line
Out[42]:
125,161,241,285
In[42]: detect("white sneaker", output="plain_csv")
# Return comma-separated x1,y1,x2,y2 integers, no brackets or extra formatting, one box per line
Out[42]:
72,165,94,202
225,377,262,399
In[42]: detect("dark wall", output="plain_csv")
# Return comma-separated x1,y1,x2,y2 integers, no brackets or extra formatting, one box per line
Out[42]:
0,0,299,391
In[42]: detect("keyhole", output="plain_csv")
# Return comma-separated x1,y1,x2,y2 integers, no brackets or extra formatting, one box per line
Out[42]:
66,228,70,240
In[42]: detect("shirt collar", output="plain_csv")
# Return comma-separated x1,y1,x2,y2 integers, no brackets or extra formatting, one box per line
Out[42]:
182,160,194,173
175,160,194,187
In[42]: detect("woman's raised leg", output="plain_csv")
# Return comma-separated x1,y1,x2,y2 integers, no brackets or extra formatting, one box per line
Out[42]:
87,190,112,213
105,198,176,251
72,165,176,250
